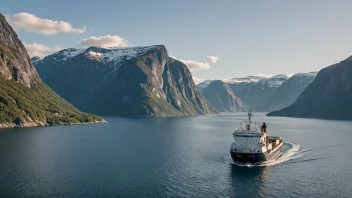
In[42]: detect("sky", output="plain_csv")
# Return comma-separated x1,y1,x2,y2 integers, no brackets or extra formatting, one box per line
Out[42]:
2,0,352,81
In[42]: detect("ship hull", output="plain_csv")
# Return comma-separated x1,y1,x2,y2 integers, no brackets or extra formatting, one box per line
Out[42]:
230,143,282,164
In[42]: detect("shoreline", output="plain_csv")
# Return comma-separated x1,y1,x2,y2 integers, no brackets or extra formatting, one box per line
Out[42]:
0,119,107,129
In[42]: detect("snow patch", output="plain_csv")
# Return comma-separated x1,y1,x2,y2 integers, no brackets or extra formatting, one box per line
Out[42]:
56,48,85,61
224,75,268,84
258,74,289,88
46,45,159,66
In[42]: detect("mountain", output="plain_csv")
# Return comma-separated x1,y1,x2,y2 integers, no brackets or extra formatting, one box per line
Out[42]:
228,74,290,111
223,75,267,84
33,46,217,117
266,72,317,111
0,13,103,128
0,14,39,88
268,56,352,120
30,56,42,64
196,75,267,92
196,80,213,92
202,80,248,112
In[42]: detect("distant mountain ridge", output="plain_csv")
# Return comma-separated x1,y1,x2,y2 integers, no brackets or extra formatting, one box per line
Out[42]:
197,73,316,112
202,80,248,112
33,45,217,117
223,75,267,84
268,56,352,120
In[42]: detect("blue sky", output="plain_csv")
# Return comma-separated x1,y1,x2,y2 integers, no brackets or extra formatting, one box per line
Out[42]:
2,0,352,80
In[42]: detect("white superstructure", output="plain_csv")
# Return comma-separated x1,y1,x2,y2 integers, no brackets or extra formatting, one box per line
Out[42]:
231,111,268,154
230,110,283,163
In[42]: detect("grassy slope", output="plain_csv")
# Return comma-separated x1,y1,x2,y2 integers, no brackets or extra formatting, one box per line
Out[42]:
0,76,103,126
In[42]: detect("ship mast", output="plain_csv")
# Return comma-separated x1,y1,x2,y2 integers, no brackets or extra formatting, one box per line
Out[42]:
248,110,252,124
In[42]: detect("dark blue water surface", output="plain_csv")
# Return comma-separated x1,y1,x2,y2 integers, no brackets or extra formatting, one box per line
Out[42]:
1,113,352,197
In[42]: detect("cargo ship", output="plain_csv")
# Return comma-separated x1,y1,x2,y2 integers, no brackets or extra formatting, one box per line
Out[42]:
230,111,283,164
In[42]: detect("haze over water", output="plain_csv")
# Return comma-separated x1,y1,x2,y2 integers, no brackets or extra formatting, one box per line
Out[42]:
0,113,352,197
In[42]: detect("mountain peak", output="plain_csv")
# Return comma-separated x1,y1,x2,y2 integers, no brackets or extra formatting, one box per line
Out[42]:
42,45,167,66
30,56,42,64
0,13,5,21
226,75,267,84
257,74,289,88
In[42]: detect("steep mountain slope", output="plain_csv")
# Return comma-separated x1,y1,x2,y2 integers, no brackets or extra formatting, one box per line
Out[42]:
0,13,103,128
266,72,317,111
34,46,217,117
0,14,39,88
202,80,247,112
268,57,352,120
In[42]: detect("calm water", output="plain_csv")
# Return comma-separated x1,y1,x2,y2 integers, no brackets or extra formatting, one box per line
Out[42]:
1,113,352,197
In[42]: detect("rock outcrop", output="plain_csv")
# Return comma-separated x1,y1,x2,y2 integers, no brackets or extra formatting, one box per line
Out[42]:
0,14,39,88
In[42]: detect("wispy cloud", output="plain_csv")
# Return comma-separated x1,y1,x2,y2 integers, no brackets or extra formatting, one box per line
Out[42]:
256,74,274,78
207,56,220,63
80,35,129,48
179,59,211,71
6,12,86,36
193,77,206,85
24,43,62,58
174,55,220,71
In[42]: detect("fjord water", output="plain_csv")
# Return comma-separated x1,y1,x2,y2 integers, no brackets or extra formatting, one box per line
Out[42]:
0,113,352,197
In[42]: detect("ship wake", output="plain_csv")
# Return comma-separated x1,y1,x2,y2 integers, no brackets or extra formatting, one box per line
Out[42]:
225,142,302,167
226,142,350,167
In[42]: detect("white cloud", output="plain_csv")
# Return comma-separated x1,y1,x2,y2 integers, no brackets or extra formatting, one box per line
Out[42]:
6,12,86,36
53,46,64,51
256,74,274,78
24,43,63,58
207,56,220,63
80,35,129,48
179,59,211,71
193,77,206,85
173,55,220,71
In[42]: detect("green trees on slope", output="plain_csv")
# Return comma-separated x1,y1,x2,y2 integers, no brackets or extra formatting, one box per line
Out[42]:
0,76,102,126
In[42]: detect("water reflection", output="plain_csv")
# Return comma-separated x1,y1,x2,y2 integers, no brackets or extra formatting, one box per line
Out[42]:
228,165,272,197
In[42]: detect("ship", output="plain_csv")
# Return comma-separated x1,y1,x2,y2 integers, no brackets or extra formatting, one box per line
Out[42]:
230,110,283,164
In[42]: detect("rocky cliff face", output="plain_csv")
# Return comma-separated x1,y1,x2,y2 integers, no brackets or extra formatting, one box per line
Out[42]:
202,80,248,112
34,45,217,117
0,13,103,128
268,57,352,120
0,14,39,88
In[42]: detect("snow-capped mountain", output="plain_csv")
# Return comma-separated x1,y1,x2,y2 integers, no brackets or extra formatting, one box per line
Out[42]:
224,75,268,84
30,56,42,64
268,56,352,120
32,45,217,117
43,46,159,67
256,74,290,88
265,72,317,111
198,73,315,111
196,75,270,91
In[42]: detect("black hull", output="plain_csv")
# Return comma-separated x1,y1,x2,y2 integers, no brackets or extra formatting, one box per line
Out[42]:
230,144,282,164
